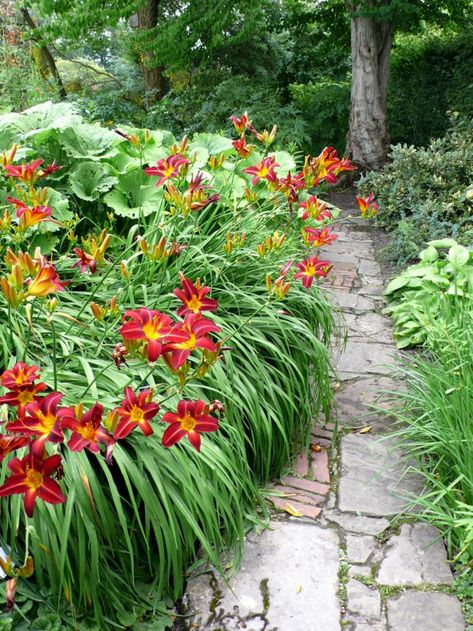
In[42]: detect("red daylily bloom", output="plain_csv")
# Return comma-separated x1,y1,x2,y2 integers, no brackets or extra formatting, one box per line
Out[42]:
0,362,48,409
175,273,218,317
6,392,66,456
26,264,66,297
0,434,28,463
356,192,379,218
164,314,220,370
299,196,333,222
278,171,305,203
303,227,338,247
243,156,279,186
144,154,189,187
115,387,160,439
162,399,219,452
73,247,97,274
0,451,65,517
232,137,254,159
41,161,62,176
120,308,176,361
294,256,333,288
4,159,43,184
16,205,54,230
229,112,255,135
61,403,114,454
189,193,220,212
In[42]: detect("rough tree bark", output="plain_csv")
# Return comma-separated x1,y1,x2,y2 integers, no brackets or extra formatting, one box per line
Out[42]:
21,7,67,99
346,1,393,170
137,0,166,103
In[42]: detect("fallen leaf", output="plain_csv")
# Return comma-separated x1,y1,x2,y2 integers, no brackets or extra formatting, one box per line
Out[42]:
283,503,302,517
358,426,372,434
296,585,303,594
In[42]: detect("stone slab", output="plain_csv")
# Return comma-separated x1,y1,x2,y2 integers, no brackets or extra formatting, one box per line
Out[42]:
324,511,390,536
358,259,382,277
346,534,377,564
323,289,376,313
338,434,424,516
377,523,453,585
347,579,381,619
184,521,341,630
387,591,465,631
342,312,393,344
336,340,399,378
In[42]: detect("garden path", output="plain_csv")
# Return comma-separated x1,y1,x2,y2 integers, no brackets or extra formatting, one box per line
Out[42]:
182,193,465,631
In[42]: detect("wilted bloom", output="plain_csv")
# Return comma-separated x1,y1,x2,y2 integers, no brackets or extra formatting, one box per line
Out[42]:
112,343,128,368
16,205,54,231
144,154,189,187
303,227,338,247
120,308,176,361
0,451,65,517
162,399,219,452
4,159,43,185
189,193,220,213
0,434,28,463
62,403,115,454
356,192,379,218
299,195,333,222
7,392,67,455
27,264,66,297
5,578,17,612
232,137,254,159
278,171,305,204
73,230,111,273
163,314,221,370
115,387,160,439
229,112,254,135
73,248,97,273
294,256,333,288
175,273,218,317
243,156,279,186
41,160,62,176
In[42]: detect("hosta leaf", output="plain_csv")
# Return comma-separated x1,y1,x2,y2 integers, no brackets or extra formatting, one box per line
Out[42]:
190,133,234,155
69,162,118,201
271,150,297,174
427,237,458,248
447,244,470,267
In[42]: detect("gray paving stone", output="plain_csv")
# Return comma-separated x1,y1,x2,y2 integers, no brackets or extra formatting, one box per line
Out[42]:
342,312,393,344
347,579,381,619
325,511,390,536
358,259,382,277
323,289,376,313
334,376,400,431
184,521,340,630
346,534,377,563
377,523,453,585
336,340,399,378
348,565,373,579
352,623,386,631
387,591,465,631
338,434,424,516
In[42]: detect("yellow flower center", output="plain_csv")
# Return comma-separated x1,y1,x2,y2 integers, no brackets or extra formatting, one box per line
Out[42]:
78,423,97,441
304,265,316,277
36,411,56,433
15,370,27,385
25,466,43,491
186,295,202,312
18,389,35,406
176,333,197,350
142,318,163,340
163,165,175,177
129,406,145,423
258,166,269,178
180,413,196,432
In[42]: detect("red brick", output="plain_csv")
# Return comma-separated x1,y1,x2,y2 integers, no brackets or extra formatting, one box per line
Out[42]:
280,476,330,496
270,486,325,506
292,452,309,476
311,450,330,483
269,496,322,519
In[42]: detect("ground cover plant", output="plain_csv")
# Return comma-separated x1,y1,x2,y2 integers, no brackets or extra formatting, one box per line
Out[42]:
0,102,368,628
359,115,473,267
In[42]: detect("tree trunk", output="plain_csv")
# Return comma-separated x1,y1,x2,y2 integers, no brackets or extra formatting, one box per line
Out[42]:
20,8,67,100
137,0,166,103
346,2,393,170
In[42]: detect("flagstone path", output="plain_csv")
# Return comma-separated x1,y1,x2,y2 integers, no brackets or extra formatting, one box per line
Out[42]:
182,193,465,630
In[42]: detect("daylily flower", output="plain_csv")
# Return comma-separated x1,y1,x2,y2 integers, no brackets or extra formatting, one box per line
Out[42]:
0,382,48,409
229,112,254,135
356,192,379,218
115,387,160,439
299,196,333,222
232,137,254,159
61,403,115,454
144,154,189,187
252,125,277,147
303,227,338,247
0,451,65,517
278,171,305,203
4,159,43,184
120,308,176,361
73,248,97,273
16,205,54,230
163,314,221,370
26,264,66,298
41,160,62,176
162,399,219,452
294,256,333,288
243,156,279,186
0,435,28,463
175,273,218,317
7,392,67,456
1,362,41,390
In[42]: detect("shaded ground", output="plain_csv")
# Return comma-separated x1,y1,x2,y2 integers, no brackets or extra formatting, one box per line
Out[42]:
181,193,465,631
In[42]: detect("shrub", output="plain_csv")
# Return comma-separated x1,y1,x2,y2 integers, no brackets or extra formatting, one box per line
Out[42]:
359,115,473,267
